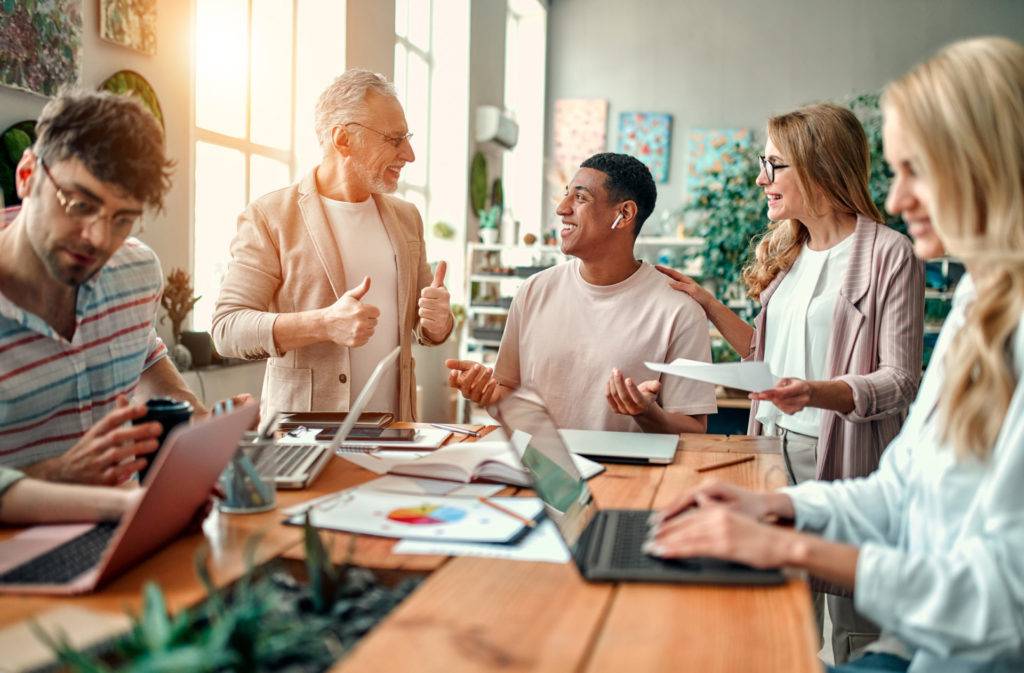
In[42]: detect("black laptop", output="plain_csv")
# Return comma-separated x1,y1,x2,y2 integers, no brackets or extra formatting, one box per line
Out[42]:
492,395,785,585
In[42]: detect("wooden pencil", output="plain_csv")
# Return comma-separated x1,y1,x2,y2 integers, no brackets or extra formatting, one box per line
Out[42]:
477,496,537,528
695,454,756,473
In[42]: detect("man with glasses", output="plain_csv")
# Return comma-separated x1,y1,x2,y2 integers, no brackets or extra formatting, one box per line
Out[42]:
0,90,216,484
213,69,453,421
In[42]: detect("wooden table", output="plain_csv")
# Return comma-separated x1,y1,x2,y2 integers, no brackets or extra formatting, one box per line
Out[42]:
0,432,819,672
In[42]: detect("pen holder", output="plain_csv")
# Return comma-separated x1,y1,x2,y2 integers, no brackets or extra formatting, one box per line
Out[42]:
217,447,276,514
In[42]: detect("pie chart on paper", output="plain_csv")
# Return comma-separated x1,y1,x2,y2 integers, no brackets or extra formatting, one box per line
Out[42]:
387,504,467,526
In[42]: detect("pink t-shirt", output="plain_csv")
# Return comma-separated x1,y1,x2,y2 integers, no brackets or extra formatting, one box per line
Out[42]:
494,260,717,432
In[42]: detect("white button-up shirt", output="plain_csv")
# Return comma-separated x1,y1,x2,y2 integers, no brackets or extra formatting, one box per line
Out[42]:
784,274,1024,672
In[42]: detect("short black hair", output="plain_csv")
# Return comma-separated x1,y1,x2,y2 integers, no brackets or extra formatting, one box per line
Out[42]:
580,152,657,239
34,89,173,211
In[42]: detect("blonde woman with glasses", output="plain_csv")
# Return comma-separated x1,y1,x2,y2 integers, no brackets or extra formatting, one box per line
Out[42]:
646,103,925,661
646,36,1024,673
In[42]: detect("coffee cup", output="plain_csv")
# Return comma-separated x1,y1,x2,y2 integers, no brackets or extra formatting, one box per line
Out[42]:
133,397,193,482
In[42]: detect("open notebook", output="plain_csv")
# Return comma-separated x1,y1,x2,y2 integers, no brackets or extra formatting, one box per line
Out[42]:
386,439,605,486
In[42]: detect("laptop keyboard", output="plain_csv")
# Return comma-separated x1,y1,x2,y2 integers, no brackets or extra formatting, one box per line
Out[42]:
0,521,119,584
608,510,698,571
254,443,323,479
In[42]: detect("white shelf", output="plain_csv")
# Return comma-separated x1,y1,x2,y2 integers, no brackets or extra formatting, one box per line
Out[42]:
468,242,562,254
469,273,518,282
924,289,955,300
465,337,502,348
467,305,510,315
635,236,705,246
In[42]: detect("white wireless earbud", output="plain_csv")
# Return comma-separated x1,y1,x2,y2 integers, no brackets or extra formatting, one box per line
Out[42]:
610,212,624,229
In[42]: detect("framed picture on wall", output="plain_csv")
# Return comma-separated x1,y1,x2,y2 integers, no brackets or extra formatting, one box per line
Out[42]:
0,0,82,97
617,112,672,183
100,0,157,56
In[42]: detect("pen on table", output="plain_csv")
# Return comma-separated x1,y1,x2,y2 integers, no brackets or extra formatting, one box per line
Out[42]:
430,423,480,437
477,496,536,528
695,454,755,473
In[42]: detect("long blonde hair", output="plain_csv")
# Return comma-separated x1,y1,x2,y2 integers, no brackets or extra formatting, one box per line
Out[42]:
883,37,1024,460
742,103,883,298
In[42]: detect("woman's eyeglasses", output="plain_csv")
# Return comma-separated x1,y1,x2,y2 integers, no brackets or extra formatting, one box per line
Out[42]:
758,155,790,184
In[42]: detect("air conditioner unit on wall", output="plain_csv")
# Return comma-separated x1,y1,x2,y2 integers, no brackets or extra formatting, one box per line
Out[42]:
475,105,519,150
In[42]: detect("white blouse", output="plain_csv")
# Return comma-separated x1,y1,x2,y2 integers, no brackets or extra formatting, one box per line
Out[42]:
783,275,1024,671
756,234,855,436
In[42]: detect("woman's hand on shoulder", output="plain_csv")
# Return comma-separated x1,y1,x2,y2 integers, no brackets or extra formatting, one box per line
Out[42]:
655,265,715,310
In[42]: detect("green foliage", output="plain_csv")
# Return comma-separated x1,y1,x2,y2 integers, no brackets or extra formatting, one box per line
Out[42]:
432,220,455,240
43,517,421,673
846,91,906,236
470,151,488,215
478,204,501,230
681,144,767,301
490,177,504,216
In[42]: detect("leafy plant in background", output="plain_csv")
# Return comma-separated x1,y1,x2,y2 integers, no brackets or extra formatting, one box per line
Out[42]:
40,515,421,672
681,141,767,304
0,121,36,207
846,91,905,236
160,268,201,346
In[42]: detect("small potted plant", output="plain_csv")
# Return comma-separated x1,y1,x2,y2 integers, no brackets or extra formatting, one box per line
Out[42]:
160,268,202,370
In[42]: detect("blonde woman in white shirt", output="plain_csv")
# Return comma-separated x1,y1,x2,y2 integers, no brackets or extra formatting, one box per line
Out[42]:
647,36,1024,673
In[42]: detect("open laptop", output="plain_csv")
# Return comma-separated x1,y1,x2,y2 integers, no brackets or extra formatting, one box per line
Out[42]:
252,346,402,488
0,403,259,595
492,395,784,585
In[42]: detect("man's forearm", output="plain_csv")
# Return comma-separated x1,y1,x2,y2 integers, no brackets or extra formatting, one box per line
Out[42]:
137,357,206,414
272,309,328,354
636,403,707,434
1,478,134,523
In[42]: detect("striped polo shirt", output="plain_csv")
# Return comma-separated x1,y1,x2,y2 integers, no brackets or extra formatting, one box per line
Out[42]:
0,237,168,468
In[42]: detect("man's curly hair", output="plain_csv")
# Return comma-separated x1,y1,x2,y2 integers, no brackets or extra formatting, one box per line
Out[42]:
580,152,657,239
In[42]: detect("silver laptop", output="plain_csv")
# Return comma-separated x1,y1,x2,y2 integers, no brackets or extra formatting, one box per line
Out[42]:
560,429,678,465
252,346,402,489
492,395,784,585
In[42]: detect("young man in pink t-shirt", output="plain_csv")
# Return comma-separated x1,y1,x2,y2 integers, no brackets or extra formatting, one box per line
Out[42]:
446,153,716,433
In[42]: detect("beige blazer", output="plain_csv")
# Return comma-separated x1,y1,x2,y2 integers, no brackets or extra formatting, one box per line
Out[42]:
211,169,448,421
747,217,925,482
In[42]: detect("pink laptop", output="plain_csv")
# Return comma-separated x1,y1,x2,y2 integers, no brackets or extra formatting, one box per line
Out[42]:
0,403,258,595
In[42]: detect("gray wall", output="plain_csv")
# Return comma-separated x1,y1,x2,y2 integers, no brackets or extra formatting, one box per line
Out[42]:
545,0,1024,232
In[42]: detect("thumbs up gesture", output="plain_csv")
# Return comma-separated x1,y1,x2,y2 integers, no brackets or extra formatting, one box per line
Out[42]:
419,261,453,343
323,276,380,347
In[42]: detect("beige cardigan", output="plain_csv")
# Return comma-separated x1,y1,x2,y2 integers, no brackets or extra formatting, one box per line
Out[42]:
211,169,448,421
747,217,925,482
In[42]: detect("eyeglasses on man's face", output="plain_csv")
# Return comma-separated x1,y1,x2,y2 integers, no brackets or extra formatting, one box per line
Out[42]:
38,158,143,238
344,122,413,149
758,155,791,184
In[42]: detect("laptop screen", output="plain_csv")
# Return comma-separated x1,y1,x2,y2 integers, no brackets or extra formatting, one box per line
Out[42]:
493,394,598,549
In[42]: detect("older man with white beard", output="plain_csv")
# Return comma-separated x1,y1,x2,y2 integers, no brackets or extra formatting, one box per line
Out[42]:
213,69,453,421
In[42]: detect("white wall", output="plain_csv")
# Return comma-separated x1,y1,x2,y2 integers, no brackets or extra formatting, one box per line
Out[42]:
0,1,193,345
545,0,1024,232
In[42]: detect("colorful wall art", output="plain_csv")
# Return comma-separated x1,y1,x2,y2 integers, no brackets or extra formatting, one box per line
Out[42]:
100,0,157,56
617,112,672,183
553,99,607,174
685,128,754,193
0,0,82,97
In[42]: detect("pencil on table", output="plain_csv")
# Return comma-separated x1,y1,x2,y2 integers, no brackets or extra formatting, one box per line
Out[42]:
477,496,537,528
695,455,756,473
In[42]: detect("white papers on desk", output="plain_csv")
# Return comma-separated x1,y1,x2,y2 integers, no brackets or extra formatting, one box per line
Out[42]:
646,358,777,393
286,489,543,542
280,477,504,517
393,518,570,564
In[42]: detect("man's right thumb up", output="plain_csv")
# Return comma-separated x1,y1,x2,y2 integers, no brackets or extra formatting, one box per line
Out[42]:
344,276,371,301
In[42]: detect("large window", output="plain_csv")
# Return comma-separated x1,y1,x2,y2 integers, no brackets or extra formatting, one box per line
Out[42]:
393,0,432,225
503,0,547,237
192,0,343,331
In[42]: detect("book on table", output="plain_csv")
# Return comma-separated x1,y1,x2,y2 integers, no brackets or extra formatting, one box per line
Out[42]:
385,440,605,486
